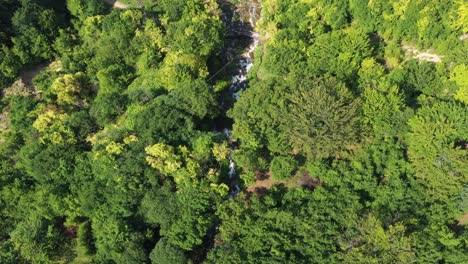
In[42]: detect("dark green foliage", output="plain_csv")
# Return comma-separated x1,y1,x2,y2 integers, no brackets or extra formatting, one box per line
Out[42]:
91,215,148,263
233,147,269,174
171,79,218,119
0,0,65,87
141,184,178,231
0,240,24,264
10,216,69,263
0,45,21,82
67,0,107,22
0,0,19,43
207,186,362,263
17,141,77,184
127,96,196,144
270,156,297,180
285,77,361,160
223,0,467,262
5,96,37,134
11,0,61,63
150,238,187,264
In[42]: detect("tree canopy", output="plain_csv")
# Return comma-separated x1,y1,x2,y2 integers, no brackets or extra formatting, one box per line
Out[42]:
0,0,466,263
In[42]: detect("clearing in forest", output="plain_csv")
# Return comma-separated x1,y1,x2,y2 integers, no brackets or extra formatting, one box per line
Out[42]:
247,171,322,193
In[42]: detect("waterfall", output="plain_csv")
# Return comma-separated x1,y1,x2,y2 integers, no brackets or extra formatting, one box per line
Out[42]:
206,0,261,254
222,0,260,197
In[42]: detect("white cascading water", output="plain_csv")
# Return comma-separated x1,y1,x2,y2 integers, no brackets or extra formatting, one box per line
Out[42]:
224,1,260,197
209,0,260,251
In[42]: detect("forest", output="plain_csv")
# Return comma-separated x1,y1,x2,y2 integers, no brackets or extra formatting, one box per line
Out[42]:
0,0,467,263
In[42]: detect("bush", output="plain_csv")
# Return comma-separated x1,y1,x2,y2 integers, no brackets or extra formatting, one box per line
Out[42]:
270,156,298,180
150,238,186,264
240,171,256,186
77,221,95,256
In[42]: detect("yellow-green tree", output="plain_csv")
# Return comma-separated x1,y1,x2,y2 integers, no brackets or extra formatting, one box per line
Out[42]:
51,72,91,108
339,215,415,263
407,101,467,201
451,64,468,104
33,108,76,145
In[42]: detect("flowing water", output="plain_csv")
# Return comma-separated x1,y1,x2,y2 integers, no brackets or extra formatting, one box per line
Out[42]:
219,0,260,197
196,2,260,260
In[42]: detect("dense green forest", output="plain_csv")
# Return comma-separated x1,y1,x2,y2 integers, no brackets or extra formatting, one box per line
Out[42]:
0,0,467,263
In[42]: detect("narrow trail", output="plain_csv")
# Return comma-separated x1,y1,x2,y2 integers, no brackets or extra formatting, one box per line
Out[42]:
1,62,57,138
402,45,443,63
103,0,128,9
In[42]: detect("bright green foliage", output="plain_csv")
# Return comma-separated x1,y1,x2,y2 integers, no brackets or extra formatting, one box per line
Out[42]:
407,101,467,201
358,58,386,91
165,0,223,56
362,84,412,137
51,72,91,108
33,108,76,145
155,52,209,90
451,64,468,104
229,79,290,153
212,142,230,163
145,143,182,175
339,215,415,263
76,221,95,258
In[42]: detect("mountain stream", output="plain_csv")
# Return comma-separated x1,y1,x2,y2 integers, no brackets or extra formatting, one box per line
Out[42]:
218,0,260,197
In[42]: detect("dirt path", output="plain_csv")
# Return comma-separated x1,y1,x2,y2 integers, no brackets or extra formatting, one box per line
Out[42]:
2,63,47,97
459,213,468,226
1,61,62,137
103,0,128,9
246,172,321,193
402,45,443,63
